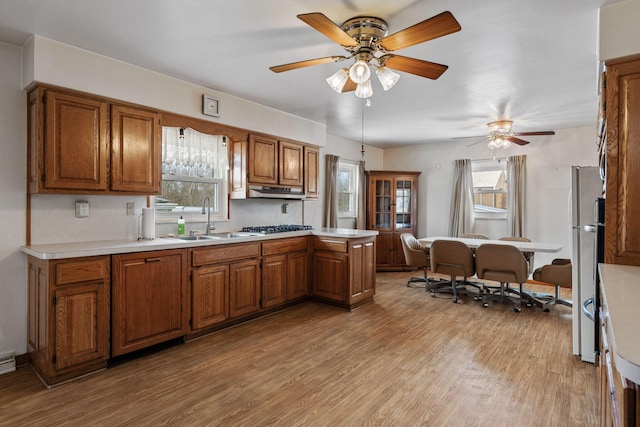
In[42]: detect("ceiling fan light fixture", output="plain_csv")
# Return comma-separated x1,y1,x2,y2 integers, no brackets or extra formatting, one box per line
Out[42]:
488,120,513,134
376,66,400,91
355,79,373,98
326,68,349,93
349,60,371,84
487,136,510,149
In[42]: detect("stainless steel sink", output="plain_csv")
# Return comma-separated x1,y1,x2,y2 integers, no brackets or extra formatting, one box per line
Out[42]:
173,235,221,241
209,232,263,239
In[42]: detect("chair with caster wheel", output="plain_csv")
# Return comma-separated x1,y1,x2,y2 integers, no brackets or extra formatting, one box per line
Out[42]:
475,243,533,312
532,259,572,308
429,240,482,303
400,233,438,288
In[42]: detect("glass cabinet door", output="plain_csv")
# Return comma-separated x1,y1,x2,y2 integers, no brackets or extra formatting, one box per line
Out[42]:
374,179,392,229
395,179,412,229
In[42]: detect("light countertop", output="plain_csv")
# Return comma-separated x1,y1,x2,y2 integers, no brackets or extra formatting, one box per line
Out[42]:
599,263,640,384
21,228,378,260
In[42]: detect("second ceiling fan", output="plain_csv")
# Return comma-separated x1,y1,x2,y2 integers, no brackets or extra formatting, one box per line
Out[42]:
466,120,556,148
269,11,461,98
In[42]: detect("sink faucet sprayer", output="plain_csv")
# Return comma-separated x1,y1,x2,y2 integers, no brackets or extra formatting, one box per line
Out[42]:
202,196,214,235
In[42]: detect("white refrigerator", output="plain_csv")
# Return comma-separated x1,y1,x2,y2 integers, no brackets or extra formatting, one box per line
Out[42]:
570,166,601,363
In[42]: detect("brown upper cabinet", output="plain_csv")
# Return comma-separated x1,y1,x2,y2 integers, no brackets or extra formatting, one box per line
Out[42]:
605,55,640,266
304,145,319,199
248,134,303,187
27,86,161,194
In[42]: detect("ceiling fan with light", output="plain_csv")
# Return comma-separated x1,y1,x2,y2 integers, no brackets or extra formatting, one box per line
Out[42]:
463,120,556,149
269,11,461,99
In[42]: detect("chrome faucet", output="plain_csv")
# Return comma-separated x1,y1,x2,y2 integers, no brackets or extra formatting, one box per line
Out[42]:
202,196,214,235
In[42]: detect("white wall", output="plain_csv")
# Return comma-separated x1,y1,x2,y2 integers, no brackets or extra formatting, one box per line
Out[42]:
383,126,599,268
0,43,27,355
600,0,640,61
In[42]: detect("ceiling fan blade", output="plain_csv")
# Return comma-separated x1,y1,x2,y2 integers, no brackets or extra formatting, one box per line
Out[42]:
297,13,359,48
513,131,556,136
379,11,461,51
342,78,357,92
466,138,488,147
507,136,530,146
453,135,486,140
383,55,448,80
269,56,347,73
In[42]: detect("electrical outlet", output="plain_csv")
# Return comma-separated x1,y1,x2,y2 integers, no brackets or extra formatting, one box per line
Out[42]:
126,202,135,216
75,201,89,218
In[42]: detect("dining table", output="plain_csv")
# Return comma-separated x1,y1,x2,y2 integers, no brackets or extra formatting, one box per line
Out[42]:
417,236,562,253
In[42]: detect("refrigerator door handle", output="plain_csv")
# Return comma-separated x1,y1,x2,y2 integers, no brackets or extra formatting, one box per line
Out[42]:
582,297,595,321
583,224,597,233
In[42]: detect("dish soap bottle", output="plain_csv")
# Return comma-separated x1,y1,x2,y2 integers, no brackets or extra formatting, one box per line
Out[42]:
177,216,185,236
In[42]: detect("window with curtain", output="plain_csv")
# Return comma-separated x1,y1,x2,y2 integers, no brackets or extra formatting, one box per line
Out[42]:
157,126,229,222
471,158,508,218
337,160,359,218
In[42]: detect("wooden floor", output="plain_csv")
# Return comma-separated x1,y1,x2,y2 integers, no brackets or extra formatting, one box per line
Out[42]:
0,271,598,426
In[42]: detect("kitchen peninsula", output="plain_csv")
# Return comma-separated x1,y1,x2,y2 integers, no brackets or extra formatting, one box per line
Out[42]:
22,228,377,386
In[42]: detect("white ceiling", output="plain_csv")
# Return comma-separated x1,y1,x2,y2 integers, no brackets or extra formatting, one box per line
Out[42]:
0,0,615,148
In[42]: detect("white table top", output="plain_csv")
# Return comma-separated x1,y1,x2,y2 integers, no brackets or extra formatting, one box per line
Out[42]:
418,236,562,253
598,263,640,385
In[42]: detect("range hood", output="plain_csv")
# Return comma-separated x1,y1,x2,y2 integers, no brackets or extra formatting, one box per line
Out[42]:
248,185,306,200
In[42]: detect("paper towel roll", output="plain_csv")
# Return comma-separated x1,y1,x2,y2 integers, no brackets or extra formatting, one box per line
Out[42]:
142,207,155,240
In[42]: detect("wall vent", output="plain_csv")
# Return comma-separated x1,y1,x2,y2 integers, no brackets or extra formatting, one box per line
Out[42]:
0,352,16,375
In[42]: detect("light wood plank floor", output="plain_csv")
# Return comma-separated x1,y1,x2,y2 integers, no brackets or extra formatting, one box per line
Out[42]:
0,271,597,426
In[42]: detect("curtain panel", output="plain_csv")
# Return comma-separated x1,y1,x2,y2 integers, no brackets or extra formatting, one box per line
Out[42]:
324,154,340,228
507,154,526,237
448,159,475,237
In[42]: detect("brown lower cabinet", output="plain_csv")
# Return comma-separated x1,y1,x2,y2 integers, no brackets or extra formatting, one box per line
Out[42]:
28,234,374,385
312,235,376,310
27,255,111,386
189,242,262,332
111,249,188,357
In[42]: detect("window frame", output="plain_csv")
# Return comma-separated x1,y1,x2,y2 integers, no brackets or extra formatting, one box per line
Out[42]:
471,158,508,220
337,160,359,219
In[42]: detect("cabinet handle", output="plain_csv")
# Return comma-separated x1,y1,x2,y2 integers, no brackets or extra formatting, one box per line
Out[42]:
365,242,373,247
353,244,362,249
145,258,161,263
320,239,344,244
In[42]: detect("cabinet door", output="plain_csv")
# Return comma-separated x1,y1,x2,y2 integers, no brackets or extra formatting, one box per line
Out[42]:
287,251,310,300
349,239,376,304
249,135,278,184
304,146,319,198
605,58,640,265
192,264,229,330
229,259,261,318
112,249,187,356
312,251,348,302
375,232,394,269
43,91,109,191
369,176,393,231
395,178,416,231
55,282,110,370
262,255,287,308
279,140,304,187
111,104,161,193
362,240,376,295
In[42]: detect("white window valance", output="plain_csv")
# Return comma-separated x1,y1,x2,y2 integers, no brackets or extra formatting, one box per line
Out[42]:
162,126,228,180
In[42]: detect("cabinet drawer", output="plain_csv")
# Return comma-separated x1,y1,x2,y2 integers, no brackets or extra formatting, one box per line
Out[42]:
263,237,309,256
55,257,109,285
191,243,261,267
313,237,347,253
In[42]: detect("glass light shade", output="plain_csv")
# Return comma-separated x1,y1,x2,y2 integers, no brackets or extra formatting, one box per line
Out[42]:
376,66,400,91
349,60,371,84
488,136,510,149
326,68,349,93
355,79,373,98
488,120,513,134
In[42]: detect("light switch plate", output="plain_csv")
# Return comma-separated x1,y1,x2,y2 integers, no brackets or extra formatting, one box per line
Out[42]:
75,201,89,218
126,202,135,216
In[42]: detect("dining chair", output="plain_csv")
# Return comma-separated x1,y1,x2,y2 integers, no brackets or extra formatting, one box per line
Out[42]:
475,243,533,312
499,236,535,275
532,258,572,307
429,240,482,303
461,233,489,239
399,233,431,288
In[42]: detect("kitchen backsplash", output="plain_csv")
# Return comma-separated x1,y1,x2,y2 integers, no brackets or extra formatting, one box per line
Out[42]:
30,194,322,245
